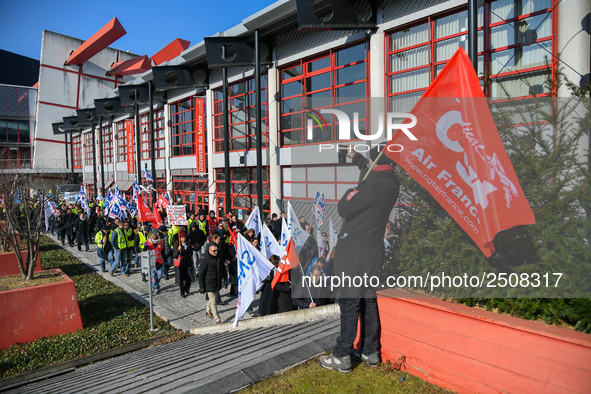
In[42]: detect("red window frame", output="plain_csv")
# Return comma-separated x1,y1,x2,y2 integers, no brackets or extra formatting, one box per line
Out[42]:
212,75,269,153
102,125,113,164
215,167,270,216
279,40,370,147
385,0,556,105
169,96,204,157
172,173,210,214
139,108,165,160
282,165,358,203
84,132,93,166
72,134,82,169
115,120,127,162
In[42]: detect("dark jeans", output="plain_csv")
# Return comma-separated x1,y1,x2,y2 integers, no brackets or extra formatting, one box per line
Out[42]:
333,296,380,358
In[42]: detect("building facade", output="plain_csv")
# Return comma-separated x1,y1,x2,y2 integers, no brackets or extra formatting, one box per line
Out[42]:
31,0,590,224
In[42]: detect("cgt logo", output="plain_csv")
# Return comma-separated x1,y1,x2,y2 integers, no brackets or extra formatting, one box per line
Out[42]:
306,108,418,153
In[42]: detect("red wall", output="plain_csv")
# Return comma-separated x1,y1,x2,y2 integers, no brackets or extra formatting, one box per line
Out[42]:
0,268,83,350
377,289,591,393
0,250,42,277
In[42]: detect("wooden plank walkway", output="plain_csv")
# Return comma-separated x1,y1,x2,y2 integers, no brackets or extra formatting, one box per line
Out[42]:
5,318,339,394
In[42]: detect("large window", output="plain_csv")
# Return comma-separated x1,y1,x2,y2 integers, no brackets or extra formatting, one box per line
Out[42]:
213,75,269,152
116,120,127,162
72,134,82,169
215,167,270,217
84,132,93,166
279,41,369,146
102,125,113,164
172,174,209,213
170,98,198,157
0,86,29,117
139,108,165,160
387,0,554,110
0,119,29,144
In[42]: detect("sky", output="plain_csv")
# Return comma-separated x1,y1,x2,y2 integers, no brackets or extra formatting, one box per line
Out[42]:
0,0,278,60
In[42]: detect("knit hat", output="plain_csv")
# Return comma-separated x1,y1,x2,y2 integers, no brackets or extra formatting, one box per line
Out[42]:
158,225,167,232
369,144,396,166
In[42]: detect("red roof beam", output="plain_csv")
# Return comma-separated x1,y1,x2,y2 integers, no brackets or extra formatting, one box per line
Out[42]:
106,55,151,76
151,38,190,66
65,17,127,66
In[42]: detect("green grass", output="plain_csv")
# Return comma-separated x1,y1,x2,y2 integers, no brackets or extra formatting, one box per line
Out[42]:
242,355,448,393
0,237,181,379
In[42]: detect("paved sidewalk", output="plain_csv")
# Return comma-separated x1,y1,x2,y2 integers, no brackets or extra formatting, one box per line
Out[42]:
46,234,258,332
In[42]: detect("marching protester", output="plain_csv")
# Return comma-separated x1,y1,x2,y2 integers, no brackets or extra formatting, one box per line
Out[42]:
206,210,218,242
173,233,193,298
95,225,112,272
199,243,227,324
161,225,173,280
110,220,128,277
144,231,165,294
123,221,134,275
258,255,280,317
188,221,207,279
319,144,400,373
74,211,90,252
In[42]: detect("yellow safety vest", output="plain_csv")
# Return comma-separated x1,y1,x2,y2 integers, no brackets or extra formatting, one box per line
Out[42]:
112,228,127,250
138,231,147,251
198,220,207,235
124,228,134,248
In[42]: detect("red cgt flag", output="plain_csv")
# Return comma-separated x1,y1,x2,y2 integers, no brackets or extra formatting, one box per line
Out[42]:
271,239,301,289
384,47,535,257
137,195,157,225
152,202,164,228
157,194,170,209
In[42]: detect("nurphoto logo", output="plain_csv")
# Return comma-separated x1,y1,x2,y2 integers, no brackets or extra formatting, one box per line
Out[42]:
306,107,418,153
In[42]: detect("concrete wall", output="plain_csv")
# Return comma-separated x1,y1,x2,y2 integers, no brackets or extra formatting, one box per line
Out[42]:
33,30,140,170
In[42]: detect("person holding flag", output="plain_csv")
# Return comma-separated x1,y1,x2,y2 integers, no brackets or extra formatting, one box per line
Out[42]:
319,144,400,373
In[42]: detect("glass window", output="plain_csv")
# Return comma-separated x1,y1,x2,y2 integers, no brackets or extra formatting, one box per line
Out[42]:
279,41,369,147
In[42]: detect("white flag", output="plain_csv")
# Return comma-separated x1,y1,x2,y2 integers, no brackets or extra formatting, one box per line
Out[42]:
286,202,309,254
328,217,339,260
244,206,262,236
233,234,274,328
280,217,290,251
261,223,283,259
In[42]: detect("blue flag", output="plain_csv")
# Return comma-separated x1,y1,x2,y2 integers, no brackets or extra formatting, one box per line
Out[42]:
133,179,140,201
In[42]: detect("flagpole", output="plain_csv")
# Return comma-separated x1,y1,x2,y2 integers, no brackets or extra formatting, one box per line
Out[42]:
298,264,315,304
361,149,386,182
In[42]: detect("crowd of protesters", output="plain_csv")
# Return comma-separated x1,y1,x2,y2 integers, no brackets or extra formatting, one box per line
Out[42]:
41,194,336,324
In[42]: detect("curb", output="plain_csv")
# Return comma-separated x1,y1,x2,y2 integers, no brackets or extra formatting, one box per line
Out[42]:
190,304,340,335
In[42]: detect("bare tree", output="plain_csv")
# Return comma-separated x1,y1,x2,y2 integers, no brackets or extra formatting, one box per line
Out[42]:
0,155,74,280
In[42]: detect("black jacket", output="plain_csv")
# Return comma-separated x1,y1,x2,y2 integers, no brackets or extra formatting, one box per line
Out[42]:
74,217,88,243
334,167,400,297
198,251,227,293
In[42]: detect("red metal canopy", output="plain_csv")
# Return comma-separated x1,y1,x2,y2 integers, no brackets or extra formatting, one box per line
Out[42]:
65,17,127,66
151,38,190,66
106,55,151,76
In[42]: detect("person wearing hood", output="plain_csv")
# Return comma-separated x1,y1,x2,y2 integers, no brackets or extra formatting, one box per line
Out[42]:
319,144,400,373
74,212,90,252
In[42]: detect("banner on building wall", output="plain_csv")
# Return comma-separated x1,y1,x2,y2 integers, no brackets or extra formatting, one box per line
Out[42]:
126,120,135,175
166,205,188,225
194,98,206,174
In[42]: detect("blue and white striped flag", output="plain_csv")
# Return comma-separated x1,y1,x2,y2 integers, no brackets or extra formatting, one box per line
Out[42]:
314,190,326,226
